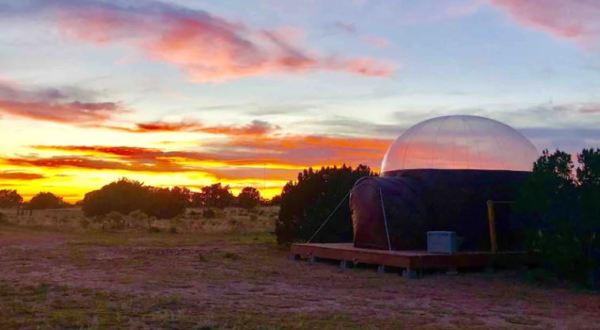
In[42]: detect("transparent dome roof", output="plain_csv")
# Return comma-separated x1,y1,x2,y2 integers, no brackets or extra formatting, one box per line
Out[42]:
381,115,538,173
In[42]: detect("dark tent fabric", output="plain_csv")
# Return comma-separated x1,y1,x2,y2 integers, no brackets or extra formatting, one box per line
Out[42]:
350,169,529,251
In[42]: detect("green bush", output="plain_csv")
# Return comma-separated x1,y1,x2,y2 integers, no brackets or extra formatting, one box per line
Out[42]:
276,164,374,245
516,149,600,288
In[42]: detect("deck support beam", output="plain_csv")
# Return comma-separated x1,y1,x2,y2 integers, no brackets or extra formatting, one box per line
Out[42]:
402,268,418,279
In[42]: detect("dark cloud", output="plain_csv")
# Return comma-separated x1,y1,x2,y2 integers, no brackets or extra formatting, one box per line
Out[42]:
0,82,125,124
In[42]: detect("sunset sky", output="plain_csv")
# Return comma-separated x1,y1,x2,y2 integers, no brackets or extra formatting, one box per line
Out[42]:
1,0,599,202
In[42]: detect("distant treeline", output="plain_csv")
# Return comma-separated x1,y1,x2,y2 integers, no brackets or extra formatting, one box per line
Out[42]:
0,179,275,219
0,190,69,210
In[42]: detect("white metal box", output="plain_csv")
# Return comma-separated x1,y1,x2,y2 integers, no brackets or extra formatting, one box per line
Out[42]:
427,231,458,254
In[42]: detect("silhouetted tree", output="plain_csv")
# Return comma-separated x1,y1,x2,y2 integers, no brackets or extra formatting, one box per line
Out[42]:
196,183,234,209
516,149,600,287
237,187,261,209
81,178,187,219
145,187,190,219
276,164,374,245
0,190,23,208
29,192,67,210
170,186,193,206
82,179,149,217
268,195,282,206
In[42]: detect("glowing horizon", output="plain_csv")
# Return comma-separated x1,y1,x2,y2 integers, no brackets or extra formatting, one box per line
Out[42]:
1,0,599,202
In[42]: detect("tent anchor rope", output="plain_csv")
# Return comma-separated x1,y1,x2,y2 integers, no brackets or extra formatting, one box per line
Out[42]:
306,191,351,243
379,187,392,251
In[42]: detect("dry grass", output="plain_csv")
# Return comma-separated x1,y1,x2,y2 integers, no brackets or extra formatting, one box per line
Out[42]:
0,206,277,234
0,208,599,329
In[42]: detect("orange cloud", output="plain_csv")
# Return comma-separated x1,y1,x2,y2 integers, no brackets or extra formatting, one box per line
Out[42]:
28,134,391,170
111,119,279,135
218,135,392,167
0,171,45,180
2,134,392,200
490,0,600,44
5,156,186,173
43,1,395,82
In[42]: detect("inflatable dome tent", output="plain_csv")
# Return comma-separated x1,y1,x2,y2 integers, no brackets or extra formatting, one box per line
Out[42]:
350,115,538,251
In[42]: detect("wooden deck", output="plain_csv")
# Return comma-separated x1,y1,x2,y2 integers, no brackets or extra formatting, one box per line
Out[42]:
290,243,531,276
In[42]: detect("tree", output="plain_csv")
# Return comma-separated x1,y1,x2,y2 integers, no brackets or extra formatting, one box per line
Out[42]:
28,192,67,210
81,178,187,219
170,186,193,206
144,186,189,219
197,183,234,209
577,148,600,186
516,149,600,287
517,149,576,220
0,190,23,208
82,178,149,217
577,149,600,287
237,187,261,209
269,195,282,206
276,164,374,245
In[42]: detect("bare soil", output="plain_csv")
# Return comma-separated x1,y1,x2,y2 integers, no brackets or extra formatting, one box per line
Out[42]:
1,219,599,329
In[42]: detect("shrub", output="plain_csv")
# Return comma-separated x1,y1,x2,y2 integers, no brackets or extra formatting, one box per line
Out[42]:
276,164,374,245
202,209,216,219
516,149,600,288
105,211,126,230
128,210,149,229
79,218,90,229
187,210,200,217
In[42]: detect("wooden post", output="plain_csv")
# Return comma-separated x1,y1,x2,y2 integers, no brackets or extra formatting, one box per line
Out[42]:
487,200,498,253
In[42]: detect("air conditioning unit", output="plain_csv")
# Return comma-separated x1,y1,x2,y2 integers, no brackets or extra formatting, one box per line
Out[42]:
427,231,458,254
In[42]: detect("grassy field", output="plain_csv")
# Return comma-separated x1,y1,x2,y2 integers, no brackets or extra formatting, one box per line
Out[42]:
0,208,599,329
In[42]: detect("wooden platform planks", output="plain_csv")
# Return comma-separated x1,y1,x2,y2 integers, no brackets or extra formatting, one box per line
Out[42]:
290,243,531,271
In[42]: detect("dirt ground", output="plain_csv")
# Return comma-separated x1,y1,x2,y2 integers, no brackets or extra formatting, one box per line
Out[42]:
1,214,600,329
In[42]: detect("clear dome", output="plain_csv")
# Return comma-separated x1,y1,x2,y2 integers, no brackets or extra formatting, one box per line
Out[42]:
381,115,538,173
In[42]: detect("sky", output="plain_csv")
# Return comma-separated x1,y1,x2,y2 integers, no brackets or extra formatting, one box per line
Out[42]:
0,0,599,202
